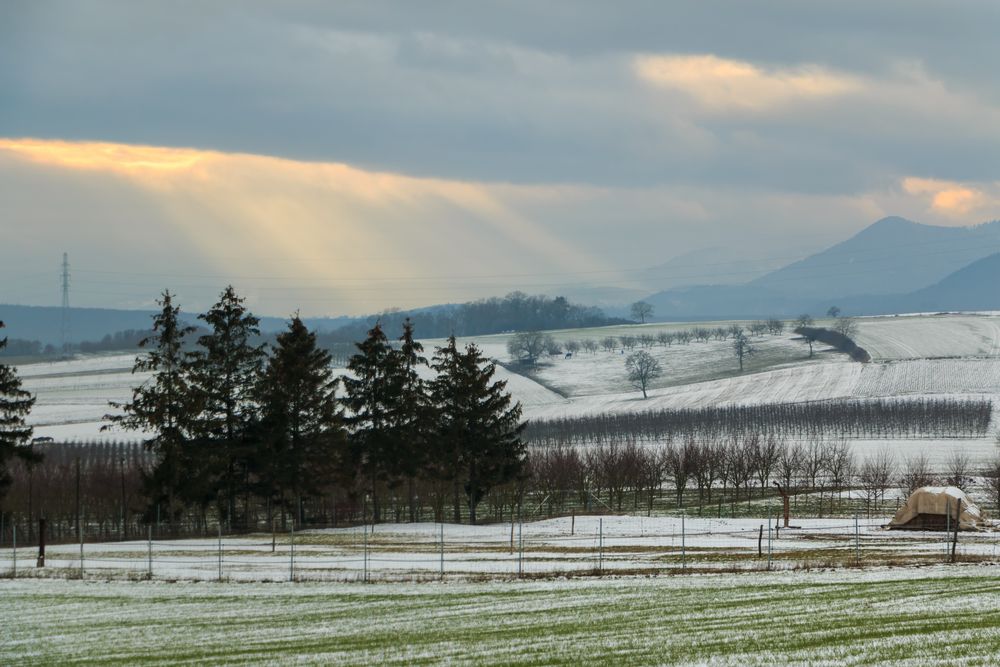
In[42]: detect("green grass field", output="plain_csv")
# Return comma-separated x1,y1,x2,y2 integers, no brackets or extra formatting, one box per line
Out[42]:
5,566,1000,665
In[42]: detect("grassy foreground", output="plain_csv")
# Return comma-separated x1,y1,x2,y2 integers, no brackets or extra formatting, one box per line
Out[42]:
4,566,1000,665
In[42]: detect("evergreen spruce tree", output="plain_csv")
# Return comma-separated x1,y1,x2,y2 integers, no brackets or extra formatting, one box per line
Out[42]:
340,323,395,522
104,291,196,530
390,318,430,522
188,286,264,529
255,315,344,526
0,321,38,505
431,336,525,524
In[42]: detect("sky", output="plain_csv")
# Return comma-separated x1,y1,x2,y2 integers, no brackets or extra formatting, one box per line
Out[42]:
3,1,1000,316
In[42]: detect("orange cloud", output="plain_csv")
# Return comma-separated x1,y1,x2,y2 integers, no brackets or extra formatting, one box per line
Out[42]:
634,54,860,111
901,177,992,217
0,137,611,313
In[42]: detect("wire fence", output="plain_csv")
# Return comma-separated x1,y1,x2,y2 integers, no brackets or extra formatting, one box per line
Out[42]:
2,513,999,582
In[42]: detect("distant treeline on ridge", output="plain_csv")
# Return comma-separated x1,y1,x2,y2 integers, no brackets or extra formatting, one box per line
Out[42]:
1,292,627,359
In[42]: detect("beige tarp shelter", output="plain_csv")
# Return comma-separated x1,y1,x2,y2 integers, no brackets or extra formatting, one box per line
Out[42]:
889,486,985,531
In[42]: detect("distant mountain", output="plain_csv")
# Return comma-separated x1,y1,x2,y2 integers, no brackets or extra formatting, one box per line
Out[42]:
639,246,801,290
835,252,1000,315
751,216,1000,298
644,217,1000,319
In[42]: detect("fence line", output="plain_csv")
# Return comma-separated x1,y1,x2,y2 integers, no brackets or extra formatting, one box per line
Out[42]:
3,513,998,583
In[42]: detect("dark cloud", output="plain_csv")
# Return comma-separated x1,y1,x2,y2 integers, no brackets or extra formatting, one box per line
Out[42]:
4,1,1000,192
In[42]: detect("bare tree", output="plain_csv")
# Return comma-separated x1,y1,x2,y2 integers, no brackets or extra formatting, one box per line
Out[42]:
827,306,841,319
620,335,638,351
630,301,654,324
582,339,598,354
984,451,1000,514
766,317,785,336
544,336,562,356
825,440,855,512
900,451,936,495
601,336,618,353
833,316,858,338
507,331,548,366
795,314,817,357
732,328,754,372
944,448,972,490
657,331,673,347
858,446,896,515
563,339,581,356
752,434,781,498
749,320,768,337
800,438,827,493
625,351,662,399
776,441,803,493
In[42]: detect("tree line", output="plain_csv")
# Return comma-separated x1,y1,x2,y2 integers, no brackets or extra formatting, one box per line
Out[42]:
0,288,528,534
524,398,992,446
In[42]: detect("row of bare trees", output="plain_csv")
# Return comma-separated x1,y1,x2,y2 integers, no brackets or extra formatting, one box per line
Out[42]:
6,436,999,546
558,320,785,357
530,436,1000,518
524,398,992,446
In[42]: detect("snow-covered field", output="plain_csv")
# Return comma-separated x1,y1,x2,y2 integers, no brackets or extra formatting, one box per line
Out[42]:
854,313,1000,360
17,314,1000,467
4,553,1000,664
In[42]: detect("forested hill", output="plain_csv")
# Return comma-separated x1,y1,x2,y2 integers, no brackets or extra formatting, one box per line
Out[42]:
1,293,626,358
320,293,628,342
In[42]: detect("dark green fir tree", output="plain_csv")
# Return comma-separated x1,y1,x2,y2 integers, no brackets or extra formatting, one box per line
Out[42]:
0,321,38,505
431,336,525,524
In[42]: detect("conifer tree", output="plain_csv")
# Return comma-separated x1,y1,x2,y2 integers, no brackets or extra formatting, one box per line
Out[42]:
0,321,38,505
340,322,395,522
188,286,264,528
255,315,344,525
431,336,525,524
104,291,196,529
390,318,429,521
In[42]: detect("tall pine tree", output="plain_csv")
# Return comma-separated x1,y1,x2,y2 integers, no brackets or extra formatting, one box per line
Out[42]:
389,318,429,522
188,286,264,529
340,323,395,522
431,337,525,524
254,315,344,526
0,321,38,505
104,291,196,530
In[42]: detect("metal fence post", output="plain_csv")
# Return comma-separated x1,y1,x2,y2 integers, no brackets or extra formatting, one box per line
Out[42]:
598,517,603,573
518,512,524,577
439,523,444,580
289,520,295,582
217,523,223,582
363,522,369,583
147,525,152,578
854,513,860,565
12,523,15,578
767,513,772,571
79,520,85,578
681,511,686,571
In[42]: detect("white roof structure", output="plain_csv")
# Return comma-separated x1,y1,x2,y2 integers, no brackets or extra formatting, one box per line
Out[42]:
889,486,985,531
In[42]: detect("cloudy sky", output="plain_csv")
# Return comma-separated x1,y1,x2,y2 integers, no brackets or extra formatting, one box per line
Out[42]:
3,1,1000,316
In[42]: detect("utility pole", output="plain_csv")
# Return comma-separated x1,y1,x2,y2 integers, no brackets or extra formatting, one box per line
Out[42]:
60,252,70,354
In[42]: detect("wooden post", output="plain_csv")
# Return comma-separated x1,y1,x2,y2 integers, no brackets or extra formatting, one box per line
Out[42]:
758,524,763,558
36,518,46,568
571,509,575,536
773,482,790,528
